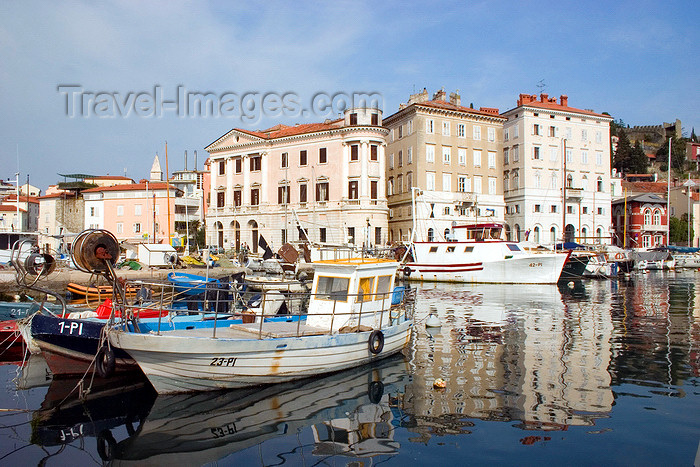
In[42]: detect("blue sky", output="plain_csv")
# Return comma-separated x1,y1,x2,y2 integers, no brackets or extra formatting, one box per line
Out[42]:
1,0,697,190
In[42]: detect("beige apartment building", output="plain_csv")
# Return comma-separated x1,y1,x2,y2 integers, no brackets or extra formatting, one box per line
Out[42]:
204,108,389,252
382,89,506,243
502,93,613,244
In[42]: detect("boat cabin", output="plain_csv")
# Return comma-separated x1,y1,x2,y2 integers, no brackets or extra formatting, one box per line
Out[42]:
450,223,504,242
307,258,399,333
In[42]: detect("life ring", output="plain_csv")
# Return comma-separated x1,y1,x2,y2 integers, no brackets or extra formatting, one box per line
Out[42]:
368,381,385,404
403,266,412,277
615,253,624,260
368,330,384,354
95,345,116,378
96,429,117,460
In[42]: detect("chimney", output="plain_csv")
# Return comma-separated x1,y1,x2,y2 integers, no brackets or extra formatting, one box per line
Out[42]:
448,91,461,106
540,93,548,102
433,88,447,101
560,95,568,106
517,93,537,106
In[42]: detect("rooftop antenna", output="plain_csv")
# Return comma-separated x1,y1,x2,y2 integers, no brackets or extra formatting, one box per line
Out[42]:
184,150,188,171
194,150,197,170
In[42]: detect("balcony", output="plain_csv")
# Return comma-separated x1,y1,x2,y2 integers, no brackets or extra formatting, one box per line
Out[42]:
565,187,583,201
642,223,669,233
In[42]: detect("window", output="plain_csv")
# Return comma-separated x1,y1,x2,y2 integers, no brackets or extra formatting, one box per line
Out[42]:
278,186,290,204
427,228,434,242
350,145,359,161
116,222,123,233
473,150,482,167
504,128,509,141
426,172,435,190
316,182,329,201
426,144,435,163
567,205,574,214
458,123,466,138
347,227,355,244
549,126,556,137
117,205,124,216
370,145,378,161
235,158,242,173
534,204,541,212
389,153,394,169
408,119,413,134
217,192,225,207
133,223,141,233
581,150,588,164
398,150,403,167
644,209,652,224
319,147,327,163
458,175,470,192
442,121,450,136
581,129,588,141
534,226,540,243
504,148,509,164
513,145,520,162
473,176,482,194
551,173,558,189
299,184,307,203
566,127,572,139
597,176,603,192
317,276,349,301
653,209,661,225
406,172,413,190
550,227,557,244
300,150,307,166
533,146,541,160
350,113,358,125
442,173,451,192
320,228,327,243
566,174,573,188
488,177,496,194
596,131,602,143
596,152,603,166
397,175,403,193
533,124,541,135
219,160,225,175
458,148,467,165
534,171,541,188
281,152,288,168
348,180,359,200
473,126,481,140
134,205,141,216
89,207,95,216
371,180,378,200
407,146,413,164
583,206,588,214
443,147,451,164
503,172,509,191
250,188,259,205
426,119,434,134
488,151,496,168
488,127,495,142
387,178,394,196
398,125,403,138
233,189,241,207
549,147,557,162
566,148,572,163
250,155,261,171
513,125,519,138
551,205,558,213
512,171,519,189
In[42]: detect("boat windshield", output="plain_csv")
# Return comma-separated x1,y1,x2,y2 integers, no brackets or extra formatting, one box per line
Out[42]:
316,276,349,302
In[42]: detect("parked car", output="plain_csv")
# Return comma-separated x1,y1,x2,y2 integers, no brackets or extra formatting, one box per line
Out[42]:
200,246,226,256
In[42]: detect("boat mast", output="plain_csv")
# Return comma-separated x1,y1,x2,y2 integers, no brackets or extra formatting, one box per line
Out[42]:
623,188,627,249
165,141,172,246
562,138,567,245
667,137,672,246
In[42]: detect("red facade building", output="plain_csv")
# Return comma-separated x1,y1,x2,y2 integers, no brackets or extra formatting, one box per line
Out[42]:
611,193,668,248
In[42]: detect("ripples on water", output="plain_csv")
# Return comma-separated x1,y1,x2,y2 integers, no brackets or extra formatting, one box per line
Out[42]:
0,271,698,465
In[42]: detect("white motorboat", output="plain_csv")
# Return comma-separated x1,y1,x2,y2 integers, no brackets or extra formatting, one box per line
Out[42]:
108,257,414,394
403,223,569,284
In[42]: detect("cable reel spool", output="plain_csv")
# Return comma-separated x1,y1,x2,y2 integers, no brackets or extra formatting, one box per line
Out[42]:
71,229,120,274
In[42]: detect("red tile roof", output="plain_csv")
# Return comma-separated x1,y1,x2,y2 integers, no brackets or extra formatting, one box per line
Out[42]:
415,100,506,119
235,119,345,140
0,205,26,212
82,182,178,193
621,181,668,194
2,194,39,203
517,100,609,118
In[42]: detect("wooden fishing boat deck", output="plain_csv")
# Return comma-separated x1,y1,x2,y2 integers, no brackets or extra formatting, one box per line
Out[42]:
157,321,329,339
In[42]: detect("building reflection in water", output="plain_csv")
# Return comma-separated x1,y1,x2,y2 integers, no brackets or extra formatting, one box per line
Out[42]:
402,281,615,440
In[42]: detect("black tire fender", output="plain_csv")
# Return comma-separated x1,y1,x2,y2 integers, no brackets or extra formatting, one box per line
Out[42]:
368,330,384,355
368,381,384,404
95,346,116,378
96,429,117,461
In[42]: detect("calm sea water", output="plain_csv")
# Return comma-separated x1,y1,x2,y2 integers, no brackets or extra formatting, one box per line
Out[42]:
1,271,699,466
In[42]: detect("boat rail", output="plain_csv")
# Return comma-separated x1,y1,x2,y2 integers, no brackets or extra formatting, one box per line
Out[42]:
112,278,415,340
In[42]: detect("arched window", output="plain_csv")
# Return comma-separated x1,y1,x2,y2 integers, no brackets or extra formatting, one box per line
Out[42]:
653,209,661,225
596,227,603,243
566,174,573,188
597,176,603,192
644,208,652,225
581,227,588,242
550,226,557,243
581,175,588,191
534,226,540,244
427,228,434,242
504,172,509,191
514,224,521,242
513,172,519,189
444,228,450,239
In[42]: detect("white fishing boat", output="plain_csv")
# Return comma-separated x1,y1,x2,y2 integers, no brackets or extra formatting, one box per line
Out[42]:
402,223,568,284
108,257,413,394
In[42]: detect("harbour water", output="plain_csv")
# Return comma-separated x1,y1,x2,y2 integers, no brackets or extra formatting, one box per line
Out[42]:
1,271,699,465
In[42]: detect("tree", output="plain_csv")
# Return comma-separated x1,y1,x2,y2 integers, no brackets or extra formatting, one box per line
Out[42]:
628,140,649,174
691,127,697,143
656,137,688,174
669,215,693,245
613,130,633,174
